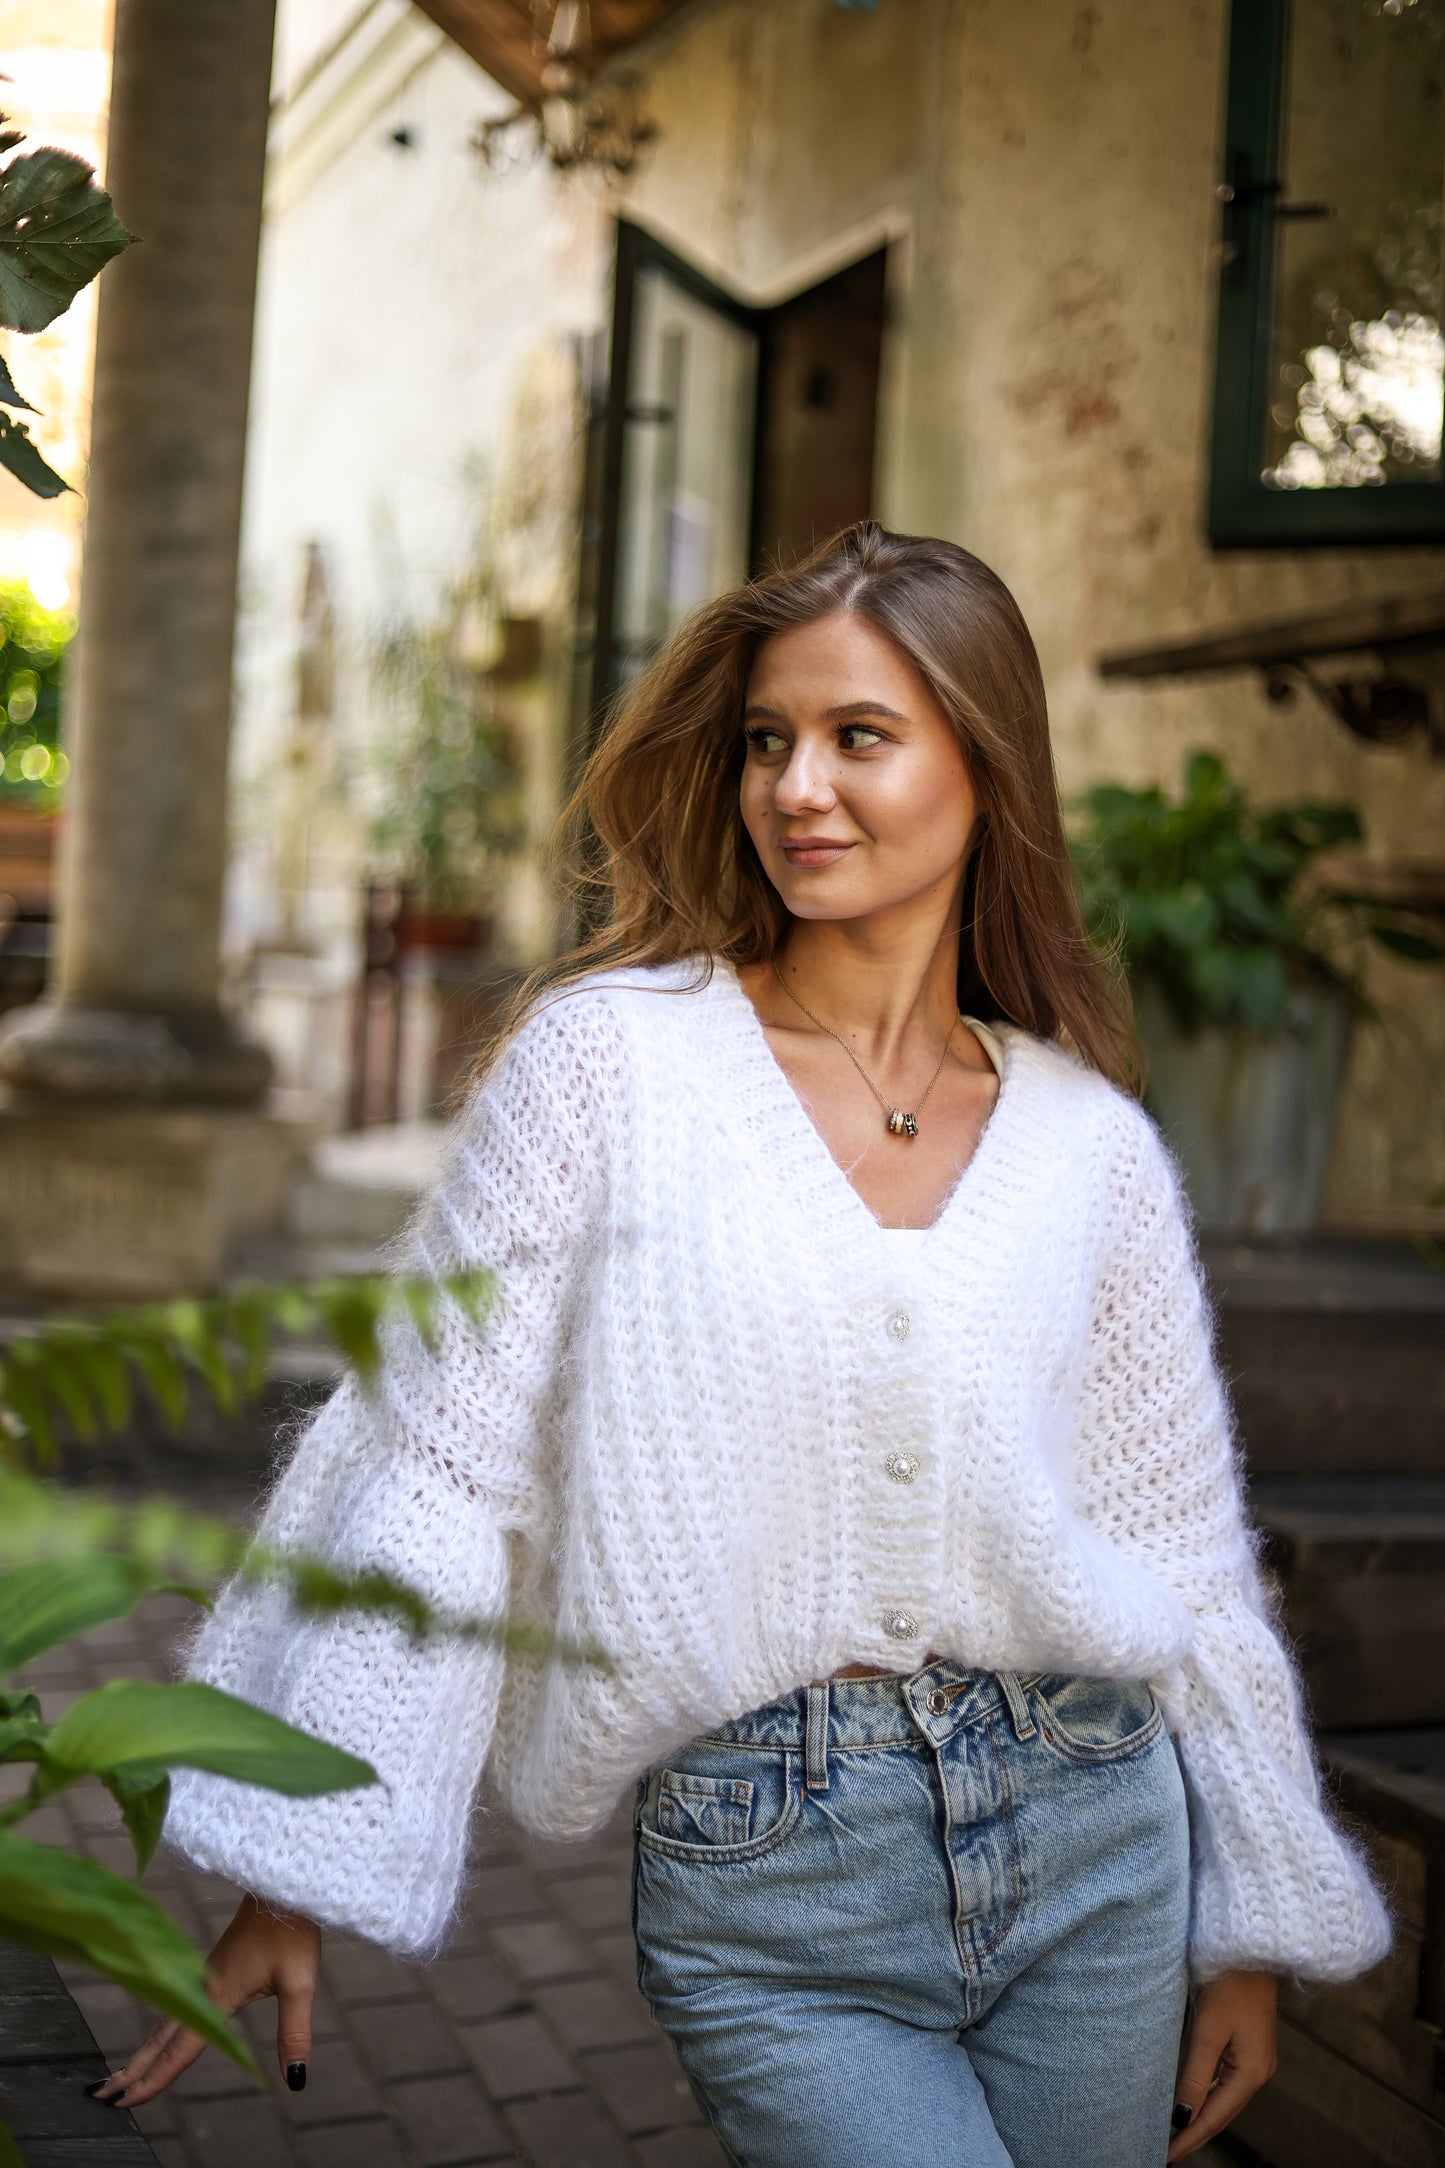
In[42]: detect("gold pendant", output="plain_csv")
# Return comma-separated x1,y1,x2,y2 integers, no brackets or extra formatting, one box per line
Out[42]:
887,1108,919,1138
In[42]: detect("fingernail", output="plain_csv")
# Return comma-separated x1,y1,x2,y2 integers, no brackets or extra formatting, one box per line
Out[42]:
286,2062,307,2092
82,2079,111,2098
108,2091,129,2109
1171,2103,1193,2131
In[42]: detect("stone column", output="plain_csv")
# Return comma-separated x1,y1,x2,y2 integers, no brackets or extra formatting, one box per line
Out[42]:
0,0,277,1104
0,0,306,1296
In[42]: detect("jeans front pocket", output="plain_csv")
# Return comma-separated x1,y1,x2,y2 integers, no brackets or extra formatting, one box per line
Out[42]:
1029,1673,1163,1764
637,1744,800,1864
657,1769,754,1847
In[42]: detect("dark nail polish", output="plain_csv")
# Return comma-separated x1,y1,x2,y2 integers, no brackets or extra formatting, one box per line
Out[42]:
108,2091,129,2109
82,2079,111,2098
286,2062,307,2092
1171,2102,1193,2132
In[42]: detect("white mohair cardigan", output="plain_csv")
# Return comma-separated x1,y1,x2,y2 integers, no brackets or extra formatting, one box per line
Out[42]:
165,958,1390,1984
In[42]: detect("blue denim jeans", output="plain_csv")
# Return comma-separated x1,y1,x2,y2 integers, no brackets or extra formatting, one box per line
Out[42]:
631,1661,1191,2168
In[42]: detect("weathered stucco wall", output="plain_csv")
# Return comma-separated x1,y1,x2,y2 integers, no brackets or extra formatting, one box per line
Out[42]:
609,0,1445,1229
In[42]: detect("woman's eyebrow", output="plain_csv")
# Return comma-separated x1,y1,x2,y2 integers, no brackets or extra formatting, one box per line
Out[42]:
741,697,910,725
822,700,909,723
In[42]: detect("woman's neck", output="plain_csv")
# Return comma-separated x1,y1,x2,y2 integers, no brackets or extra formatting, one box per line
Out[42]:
769,911,963,1067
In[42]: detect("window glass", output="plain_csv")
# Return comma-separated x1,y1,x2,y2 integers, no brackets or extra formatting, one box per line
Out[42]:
612,265,758,682
1264,0,1443,494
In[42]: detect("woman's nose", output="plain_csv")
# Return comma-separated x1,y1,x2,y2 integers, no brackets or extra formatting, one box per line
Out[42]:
774,748,837,814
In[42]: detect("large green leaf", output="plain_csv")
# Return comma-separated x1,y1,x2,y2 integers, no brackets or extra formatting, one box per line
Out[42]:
42,1679,378,1797
0,1555,200,1673
0,410,68,497
0,148,136,334
0,1830,254,2071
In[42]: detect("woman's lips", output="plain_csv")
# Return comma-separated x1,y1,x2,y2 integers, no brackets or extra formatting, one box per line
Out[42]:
778,838,855,868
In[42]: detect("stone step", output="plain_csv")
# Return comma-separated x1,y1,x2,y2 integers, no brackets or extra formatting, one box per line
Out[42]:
1233,1728,1445,2168
288,1119,445,1251
1255,1481,1445,1730
0,1943,158,2163
1202,1238,1445,1481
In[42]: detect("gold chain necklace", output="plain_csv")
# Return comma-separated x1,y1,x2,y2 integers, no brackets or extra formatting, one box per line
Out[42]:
771,960,959,1140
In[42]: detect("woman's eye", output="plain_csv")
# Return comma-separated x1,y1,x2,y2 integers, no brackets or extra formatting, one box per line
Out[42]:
838,724,885,751
744,726,787,756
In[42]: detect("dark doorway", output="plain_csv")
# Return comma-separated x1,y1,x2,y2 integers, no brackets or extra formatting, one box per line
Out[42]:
752,249,889,573
581,225,890,727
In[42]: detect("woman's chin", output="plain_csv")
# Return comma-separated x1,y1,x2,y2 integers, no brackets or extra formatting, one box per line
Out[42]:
774,886,865,922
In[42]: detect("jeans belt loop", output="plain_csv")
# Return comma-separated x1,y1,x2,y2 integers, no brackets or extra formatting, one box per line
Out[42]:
999,1671,1037,1743
804,1678,830,1792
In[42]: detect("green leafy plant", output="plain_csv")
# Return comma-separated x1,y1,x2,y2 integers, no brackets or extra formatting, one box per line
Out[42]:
0,104,136,498
0,577,73,805
368,581,527,917
1070,749,1445,1037
1,1268,491,1465
0,1271,609,2163
0,1507,373,2157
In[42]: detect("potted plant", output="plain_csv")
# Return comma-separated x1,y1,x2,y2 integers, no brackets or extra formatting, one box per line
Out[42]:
365,578,528,951
1070,750,1444,1233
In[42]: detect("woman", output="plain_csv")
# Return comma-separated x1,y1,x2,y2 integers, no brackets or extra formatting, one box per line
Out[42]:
95,525,1387,2166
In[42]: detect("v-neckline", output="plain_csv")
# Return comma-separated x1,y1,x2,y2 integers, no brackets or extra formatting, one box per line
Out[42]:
714,957,1017,1240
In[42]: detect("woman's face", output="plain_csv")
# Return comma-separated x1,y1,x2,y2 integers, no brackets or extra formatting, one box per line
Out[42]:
740,610,980,928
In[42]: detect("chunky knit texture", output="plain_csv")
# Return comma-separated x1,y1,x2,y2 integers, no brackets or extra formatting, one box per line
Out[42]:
165,958,1389,1983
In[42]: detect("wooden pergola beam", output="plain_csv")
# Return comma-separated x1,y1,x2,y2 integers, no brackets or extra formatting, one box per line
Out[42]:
412,0,684,106
1098,589,1445,681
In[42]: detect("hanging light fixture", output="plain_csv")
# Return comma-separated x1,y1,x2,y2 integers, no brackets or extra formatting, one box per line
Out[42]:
473,0,658,177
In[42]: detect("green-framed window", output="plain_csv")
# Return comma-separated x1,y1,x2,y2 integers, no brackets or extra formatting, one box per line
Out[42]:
1208,0,1445,547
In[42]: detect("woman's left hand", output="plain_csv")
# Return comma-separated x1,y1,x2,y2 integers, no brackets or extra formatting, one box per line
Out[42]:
1167,1969,1278,2159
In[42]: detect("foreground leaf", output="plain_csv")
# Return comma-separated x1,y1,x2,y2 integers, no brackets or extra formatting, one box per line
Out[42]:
0,1695,45,1763
0,1830,254,2071
0,410,67,496
0,1268,494,1468
103,1769,170,1876
0,1554,200,1672
42,1679,378,1796
0,148,137,333
0,349,36,409
254,1549,612,1668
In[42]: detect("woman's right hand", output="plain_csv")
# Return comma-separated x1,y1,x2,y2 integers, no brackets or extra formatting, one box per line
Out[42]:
87,1893,321,2109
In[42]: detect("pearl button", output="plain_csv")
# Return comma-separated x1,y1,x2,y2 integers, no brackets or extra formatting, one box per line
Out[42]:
884,1451,919,1483
883,1610,919,1640
886,1311,911,1343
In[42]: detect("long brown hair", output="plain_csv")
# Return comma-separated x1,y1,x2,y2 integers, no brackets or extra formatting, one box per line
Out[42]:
480,522,1138,1093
